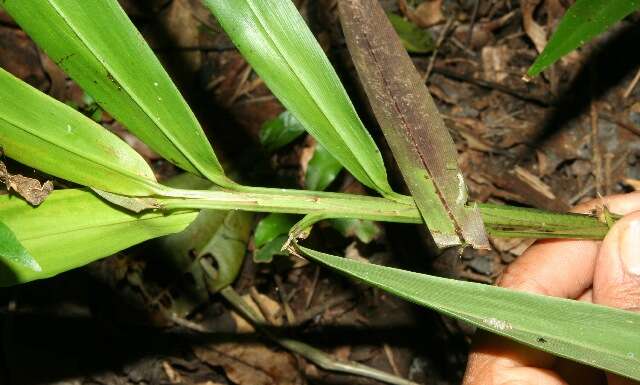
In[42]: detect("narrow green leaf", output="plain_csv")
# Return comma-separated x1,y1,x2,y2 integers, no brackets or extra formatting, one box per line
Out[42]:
387,13,435,54
260,111,306,153
297,245,640,380
254,213,299,247
0,220,41,272
2,0,235,187
305,143,343,191
526,0,640,78
339,0,488,248
204,0,394,195
0,189,197,286
0,68,162,196
254,234,288,264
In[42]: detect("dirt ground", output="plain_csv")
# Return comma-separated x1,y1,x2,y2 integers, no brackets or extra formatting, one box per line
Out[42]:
0,1,639,384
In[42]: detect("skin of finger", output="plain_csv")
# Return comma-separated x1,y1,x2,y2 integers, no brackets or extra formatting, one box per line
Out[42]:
464,193,640,385
593,212,640,385
593,211,640,311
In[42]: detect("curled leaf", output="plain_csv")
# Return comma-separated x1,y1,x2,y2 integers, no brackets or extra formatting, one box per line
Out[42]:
0,160,53,206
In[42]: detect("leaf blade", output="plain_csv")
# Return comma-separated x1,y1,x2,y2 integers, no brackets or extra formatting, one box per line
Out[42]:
2,0,233,187
527,0,640,77
204,0,393,195
297,245,640,380
0,220,41,272
338,0,488,248
0,68,161,196
0,189,197,286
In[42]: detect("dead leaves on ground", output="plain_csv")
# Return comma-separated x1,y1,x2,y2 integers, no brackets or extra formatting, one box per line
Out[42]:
0,160,52,206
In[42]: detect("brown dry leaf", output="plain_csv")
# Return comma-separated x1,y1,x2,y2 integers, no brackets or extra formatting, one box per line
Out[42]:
411,0,445,28
481,45,511,83
249,287,284,326
520,0,547,53
194,343,304,385
514,166,556,200
0,161,53,206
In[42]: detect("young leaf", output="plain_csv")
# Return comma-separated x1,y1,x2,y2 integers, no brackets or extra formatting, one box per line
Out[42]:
338,0,488,249
254,213,299,248
0,68,162,196
526,0,640,78
296,245,640,380
260,111,307,153
0,189,197,286
387,13,435,54
305,143,343,191
0,220,41,272
204,0,395,196
2,0,235,188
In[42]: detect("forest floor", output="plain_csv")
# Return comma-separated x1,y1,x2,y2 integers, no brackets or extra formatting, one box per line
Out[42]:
1,1,639,384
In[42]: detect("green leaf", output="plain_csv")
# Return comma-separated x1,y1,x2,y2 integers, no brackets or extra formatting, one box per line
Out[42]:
387,13,435,54
305,143,343,191
526,0,640,78
339,0,488,248
0,189,197,286
254,234,288,263
297,245,640,380
254,213,298,247
0,220,41,272
260,111,306,152
0,68,162,196
204,0,394,195
2,0,235,188
328,218,381,244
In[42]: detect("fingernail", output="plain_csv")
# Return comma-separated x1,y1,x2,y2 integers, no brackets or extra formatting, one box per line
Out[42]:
619,219,640,276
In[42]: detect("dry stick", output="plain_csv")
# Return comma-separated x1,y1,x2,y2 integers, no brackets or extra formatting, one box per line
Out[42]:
604,153,614,196
590,102,604,196
422,17,455,83
465,0,480,46
304,265,320,309
623,67,640,99
219,287,419,385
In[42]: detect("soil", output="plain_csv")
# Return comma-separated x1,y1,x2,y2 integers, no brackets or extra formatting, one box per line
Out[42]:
0,1,639,384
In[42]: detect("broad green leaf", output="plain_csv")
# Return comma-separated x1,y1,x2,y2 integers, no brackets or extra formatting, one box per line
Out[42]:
254,235,288,263
0,189,197,286
328,218,381,244
254,213,298,247
0,68,162,196
0,220,41,272
2,0,235,188
297,245,640,380
526,0,640,77
204,0,394,195
387,13,435,54
339,0,488,248
305,143,343,191
260,111,306,152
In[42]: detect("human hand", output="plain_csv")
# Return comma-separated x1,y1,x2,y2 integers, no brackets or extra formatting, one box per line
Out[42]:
463,192,640,385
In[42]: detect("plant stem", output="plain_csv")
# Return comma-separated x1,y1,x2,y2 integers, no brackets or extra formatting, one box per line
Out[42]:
159,188,610,239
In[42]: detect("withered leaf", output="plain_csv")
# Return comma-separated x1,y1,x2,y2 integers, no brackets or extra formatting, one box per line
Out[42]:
338,0,488,248
0,161,53,206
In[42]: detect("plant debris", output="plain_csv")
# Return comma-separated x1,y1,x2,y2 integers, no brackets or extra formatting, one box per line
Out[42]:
0,158,53,206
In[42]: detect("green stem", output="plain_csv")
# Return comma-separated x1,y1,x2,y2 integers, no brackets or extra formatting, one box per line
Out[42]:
159,188,610,240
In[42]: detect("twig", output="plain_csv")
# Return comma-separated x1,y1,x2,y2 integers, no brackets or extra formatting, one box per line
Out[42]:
305,265,321,309
431,67,551,106
422,17,455,83
590,102,603,196
623,67,640,99
219,287,419,385
604,153,614,196
383,344,401,376
466,0,480,47
274,275,296,324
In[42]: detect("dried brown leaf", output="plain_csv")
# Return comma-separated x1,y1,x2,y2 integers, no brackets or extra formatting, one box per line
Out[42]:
338,0,488,248
0,160,53,206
